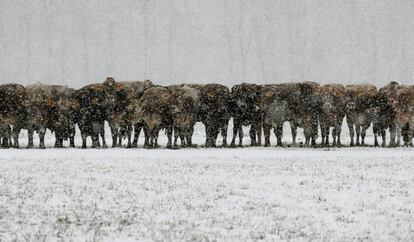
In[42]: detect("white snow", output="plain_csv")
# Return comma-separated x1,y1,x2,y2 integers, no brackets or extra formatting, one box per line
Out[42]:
1,123,414,241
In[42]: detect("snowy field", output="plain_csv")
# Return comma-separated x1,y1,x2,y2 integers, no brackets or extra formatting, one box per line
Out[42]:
1,122,414,241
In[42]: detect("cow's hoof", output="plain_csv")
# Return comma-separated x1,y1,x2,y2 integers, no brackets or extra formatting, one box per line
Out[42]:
190,144,198,148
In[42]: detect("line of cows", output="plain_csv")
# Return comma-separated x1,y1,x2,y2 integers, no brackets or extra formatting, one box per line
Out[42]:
0,78,412,149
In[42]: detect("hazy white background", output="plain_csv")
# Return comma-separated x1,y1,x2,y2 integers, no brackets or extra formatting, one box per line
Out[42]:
0,0,413,88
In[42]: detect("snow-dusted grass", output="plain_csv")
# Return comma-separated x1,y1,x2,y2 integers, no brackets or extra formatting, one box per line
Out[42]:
1,122,414,241
1,148,414,241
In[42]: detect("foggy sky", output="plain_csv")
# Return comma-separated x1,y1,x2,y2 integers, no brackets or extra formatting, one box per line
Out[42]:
0,0,413,88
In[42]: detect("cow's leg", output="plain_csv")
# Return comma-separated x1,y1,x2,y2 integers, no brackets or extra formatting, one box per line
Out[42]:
396,124,402,147
320,122,326,147
126,125,132,148
275,124,283,146
336,125,342,147
291,123,297,146
154,128,160,149
144,125,150,149
381,127,386,147
27,127,34,148
111,124,119,148
1,137,7,148
237,125,243,147
91,123,100,148
324,127,329,146
347,122,354,146
256,122,262,146
99,122,107,148
263,123,271,147
118,127,124,147
166,124,173,149
249,125,257,146
361,124,369,146
331,127,336,146
54,132,63,148
178,128,186,147
355,124,361,146
173,126,179,148
304,126,312,147
70,135,75,148
81,132,87,149
132,123,142,148
39,127,46,149
230,120,239,147
406,127,414,147
373,123,379,147
221,123,228,147
12,126,20,148
389,122,396,147
186,126,194,148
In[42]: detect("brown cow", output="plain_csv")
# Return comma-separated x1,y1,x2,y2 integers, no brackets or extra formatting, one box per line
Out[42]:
0,83,26,148
375,82,400,147
290,81,321,147
47,85,78,148
140,86,173,148
75,83,107,148
199,84,231,148
103,77,154,148
345,84,378,146
262,83,300,146
169,84,202,148
391,85,414,146
24,84,58,148
319,84,346,147
229,83,262,147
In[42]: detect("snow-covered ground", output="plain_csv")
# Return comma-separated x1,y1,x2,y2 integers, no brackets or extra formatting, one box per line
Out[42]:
1,122,414,241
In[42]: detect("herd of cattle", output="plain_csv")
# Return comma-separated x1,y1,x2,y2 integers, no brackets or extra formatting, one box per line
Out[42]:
0,78,413,149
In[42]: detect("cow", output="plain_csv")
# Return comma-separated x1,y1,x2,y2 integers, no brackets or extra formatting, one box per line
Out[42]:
229,83,261,147
75,83,107,148
290,81,321,147
199,84,231,148
103,77,154,148
345,84,378,146
375,82,401,147
47,85,78,148
169,84,202,148
262,83,299,147
139,86,173,148
390,84,414,146
24,84,60,148
319,84,346,147
0,84,26,148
